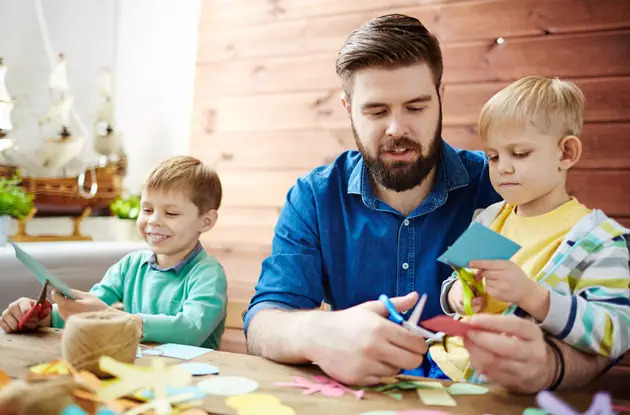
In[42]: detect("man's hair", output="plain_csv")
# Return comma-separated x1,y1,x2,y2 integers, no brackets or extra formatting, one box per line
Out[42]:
145,156,222,213
478,76,585,140
335,14,443,96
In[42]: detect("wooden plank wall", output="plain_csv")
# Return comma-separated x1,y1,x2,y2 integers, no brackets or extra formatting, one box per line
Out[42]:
191,0,630,353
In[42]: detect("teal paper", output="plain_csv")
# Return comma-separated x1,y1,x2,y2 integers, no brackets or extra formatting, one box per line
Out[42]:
437,222,521,269
9,240,75,299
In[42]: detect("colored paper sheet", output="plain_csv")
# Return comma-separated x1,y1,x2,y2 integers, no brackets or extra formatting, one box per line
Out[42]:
226,393,281,410
177,362,219,376
421,315,490,337
446,383,489,396
416,388,457,407
142,343,213,360
198,376,259,396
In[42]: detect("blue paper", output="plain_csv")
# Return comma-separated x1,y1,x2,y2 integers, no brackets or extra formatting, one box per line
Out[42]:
137,385,207,401
143,343,213,360
9,240,75,299
136,346,143,358
437,222,521,269
178,362,220,375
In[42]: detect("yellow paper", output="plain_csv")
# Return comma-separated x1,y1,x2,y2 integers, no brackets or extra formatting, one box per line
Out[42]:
0,370,11,389
416,388,457,407
226,393,281,410
30,360,70,375
411,380,445,389
238,403,296,415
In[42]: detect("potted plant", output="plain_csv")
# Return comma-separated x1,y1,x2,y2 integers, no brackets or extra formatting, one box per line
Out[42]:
109,194,142,241
0,175,34,245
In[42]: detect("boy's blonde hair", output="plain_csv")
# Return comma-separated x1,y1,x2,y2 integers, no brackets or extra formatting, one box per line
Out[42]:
478,76,585,141
145,156,222,214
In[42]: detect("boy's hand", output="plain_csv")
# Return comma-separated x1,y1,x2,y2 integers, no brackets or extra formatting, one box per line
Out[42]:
447,279,484,315
469,260,536,306
53,289,108,322
0,297,52,333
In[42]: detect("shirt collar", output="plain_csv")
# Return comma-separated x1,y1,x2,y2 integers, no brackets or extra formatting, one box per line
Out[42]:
142,241,204,274
347,139,470,210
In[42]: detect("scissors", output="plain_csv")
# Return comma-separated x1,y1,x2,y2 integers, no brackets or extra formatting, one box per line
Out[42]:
379,293,438,339
18,280,52,330
447,262,485,316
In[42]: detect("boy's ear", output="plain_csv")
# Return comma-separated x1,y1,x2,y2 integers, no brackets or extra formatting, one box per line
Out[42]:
558,135,582,171
341,92,351,116
200,209,218,233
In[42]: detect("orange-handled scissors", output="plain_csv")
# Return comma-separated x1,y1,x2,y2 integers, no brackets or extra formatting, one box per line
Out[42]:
18,280,52,330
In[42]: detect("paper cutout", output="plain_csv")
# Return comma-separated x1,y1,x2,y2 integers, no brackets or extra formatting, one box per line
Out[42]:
177,362,220,376
136,346,143,358
416,388,457,407
360,412,397,415
385,392,403,400
536,390,617,415
275,375,364,399
522,409,548,415
97,356,191,403
60,405,118,415
446,382,489,395
198,376,259,396
420,315,493,337
30,359,71,375
437,222,521,269
9,241,75,299
239,403,296,415
135,385,206,401
226,393,281,409
0,370,11,389
395,411,453,415
142,343,213,360
124,391,198,415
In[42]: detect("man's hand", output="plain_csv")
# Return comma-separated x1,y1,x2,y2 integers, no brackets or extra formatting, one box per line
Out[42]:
447,279,484,315
464,314,556,393
53,289,108,322
0,297,52,333
302,292,428,385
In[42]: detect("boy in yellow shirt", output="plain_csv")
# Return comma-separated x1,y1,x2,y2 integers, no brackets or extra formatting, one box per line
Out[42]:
428,76,630,382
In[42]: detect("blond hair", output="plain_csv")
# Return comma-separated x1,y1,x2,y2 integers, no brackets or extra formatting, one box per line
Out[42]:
145,156,222,213
478,76,585,141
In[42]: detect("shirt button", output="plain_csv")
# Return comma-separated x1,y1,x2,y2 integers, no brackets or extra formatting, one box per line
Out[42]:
403,219,410,226
402,262,409,270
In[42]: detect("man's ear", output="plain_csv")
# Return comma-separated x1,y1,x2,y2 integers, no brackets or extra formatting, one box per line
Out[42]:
341,92,351,116
558,135,582,171
200,209,218,233
438,82,445,100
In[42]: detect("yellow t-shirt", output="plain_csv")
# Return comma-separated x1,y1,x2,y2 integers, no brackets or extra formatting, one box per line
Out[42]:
430,198,591,381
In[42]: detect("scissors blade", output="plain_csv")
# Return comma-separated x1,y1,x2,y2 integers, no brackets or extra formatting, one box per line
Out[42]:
407,293,426,326
37,280,49,304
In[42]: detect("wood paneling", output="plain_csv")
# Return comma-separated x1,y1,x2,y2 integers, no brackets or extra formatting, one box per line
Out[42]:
199,0,630,62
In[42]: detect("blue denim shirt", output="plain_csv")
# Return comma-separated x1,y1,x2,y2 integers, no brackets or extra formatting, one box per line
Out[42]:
244,141,500,332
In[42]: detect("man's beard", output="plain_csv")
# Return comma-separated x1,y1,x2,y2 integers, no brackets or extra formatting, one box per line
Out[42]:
352,111,442,193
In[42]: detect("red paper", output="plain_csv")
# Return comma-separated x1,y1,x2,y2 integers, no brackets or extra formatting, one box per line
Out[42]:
420,315,486,337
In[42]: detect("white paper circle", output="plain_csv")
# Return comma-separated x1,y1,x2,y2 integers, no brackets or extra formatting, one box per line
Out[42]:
198,376,259,396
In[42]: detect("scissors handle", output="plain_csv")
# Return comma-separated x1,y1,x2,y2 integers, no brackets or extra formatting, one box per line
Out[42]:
17,300,52,331
378,294,404,324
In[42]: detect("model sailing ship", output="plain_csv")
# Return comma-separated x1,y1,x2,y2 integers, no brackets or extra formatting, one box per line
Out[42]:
0,56,125,240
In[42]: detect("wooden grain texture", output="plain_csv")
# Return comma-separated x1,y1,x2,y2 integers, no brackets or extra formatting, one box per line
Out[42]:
2,329,628,414
198,0,630,62
191,77,630,136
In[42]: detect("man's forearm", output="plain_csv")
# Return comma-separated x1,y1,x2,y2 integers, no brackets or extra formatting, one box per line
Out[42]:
552,338,611,390
246,308,321,364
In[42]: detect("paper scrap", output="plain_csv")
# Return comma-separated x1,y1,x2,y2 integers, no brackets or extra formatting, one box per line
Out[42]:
275,375,363,399
421,315,491,337
226,393,281,410
0,370,11,389
384,392,403,401
135,346,143,358
416,388,457,407
437,222,521,269
522,409,549,415
142,343,212,360
446,382,489,396
395,411,453,415
177,362,219,376
198,376,259,396
9,241,75,299
135,385,206,401
359,412,397,415
30,359,70,375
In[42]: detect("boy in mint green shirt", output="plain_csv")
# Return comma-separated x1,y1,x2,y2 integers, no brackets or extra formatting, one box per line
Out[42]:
1,156,227,349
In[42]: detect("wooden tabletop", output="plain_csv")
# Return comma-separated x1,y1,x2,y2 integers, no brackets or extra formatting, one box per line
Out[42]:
0,329,627,415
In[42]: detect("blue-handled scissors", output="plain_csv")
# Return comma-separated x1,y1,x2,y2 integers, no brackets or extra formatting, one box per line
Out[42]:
378,293,437,339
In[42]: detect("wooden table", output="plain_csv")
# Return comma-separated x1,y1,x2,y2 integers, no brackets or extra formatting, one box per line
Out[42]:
1,329,627,415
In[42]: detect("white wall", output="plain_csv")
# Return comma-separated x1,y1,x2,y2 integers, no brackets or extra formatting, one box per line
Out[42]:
0,0,201,192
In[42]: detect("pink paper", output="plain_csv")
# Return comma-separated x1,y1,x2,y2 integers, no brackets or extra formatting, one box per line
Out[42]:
420,315,485,337
275,375,364,400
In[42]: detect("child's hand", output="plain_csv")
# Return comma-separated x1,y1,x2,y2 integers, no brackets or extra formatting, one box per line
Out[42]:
469,260,536,306
0,297,52,333
53,289,108,322
447,279,485,315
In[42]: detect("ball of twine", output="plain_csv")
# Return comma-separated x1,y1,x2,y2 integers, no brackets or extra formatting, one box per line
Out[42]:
62,309,142,378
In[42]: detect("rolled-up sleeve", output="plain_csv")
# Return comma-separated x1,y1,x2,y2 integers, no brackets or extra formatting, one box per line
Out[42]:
243,177,325,334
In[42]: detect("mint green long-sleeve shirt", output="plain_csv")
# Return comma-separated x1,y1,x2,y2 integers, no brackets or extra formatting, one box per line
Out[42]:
52,244,227,349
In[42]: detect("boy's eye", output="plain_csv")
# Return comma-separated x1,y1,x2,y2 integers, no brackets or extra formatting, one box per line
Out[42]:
142,208,153,213
166,212,179,216
487,154,498,162
513,151,530,159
